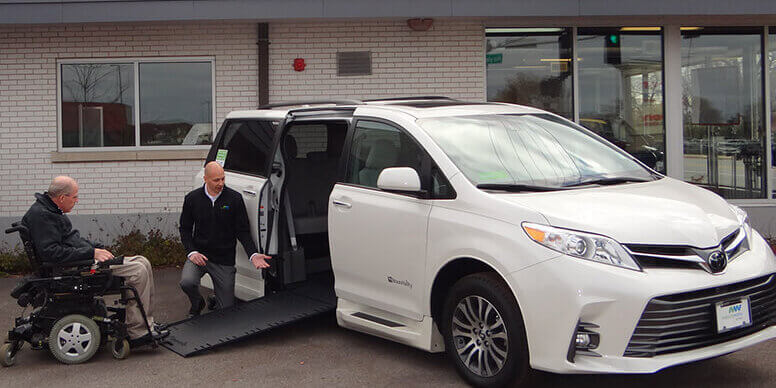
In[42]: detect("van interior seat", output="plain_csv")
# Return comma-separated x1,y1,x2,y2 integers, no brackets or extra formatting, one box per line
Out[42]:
283,139,338,235
358,139,398,187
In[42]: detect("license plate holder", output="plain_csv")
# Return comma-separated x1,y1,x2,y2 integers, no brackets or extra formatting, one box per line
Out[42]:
715,297,752,334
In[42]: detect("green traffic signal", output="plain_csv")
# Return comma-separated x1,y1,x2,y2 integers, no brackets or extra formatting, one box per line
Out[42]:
608,34,619,44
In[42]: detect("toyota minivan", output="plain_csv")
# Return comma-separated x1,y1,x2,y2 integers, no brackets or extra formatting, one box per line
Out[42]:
197,97,776,387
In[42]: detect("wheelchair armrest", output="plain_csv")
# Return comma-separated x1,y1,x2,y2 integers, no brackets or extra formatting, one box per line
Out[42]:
40,259,96,269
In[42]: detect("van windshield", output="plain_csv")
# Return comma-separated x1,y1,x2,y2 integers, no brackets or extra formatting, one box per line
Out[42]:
417,114,656,189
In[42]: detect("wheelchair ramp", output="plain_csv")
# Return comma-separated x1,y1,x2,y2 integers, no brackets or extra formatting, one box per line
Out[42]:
162,277,336,357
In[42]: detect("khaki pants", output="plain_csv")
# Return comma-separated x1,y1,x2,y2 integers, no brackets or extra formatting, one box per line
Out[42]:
109,255,155,339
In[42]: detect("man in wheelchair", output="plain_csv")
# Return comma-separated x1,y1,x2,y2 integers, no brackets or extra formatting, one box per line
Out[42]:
1,176,167,366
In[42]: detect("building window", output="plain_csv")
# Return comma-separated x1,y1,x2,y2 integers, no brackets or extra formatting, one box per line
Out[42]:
486,28,574,119
577,28,665,173
59,58,214,149
681,27,765,199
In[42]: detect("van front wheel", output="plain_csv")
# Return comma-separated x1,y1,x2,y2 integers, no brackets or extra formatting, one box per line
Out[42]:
441,273,530,387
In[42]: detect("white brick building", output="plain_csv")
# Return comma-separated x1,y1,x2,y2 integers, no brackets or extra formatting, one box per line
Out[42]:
2,0,776,244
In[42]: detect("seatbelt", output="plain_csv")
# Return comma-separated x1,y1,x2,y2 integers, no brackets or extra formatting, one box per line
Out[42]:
283,191,298,250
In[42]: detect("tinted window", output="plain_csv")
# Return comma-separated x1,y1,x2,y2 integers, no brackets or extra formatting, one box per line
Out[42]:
216,120,275,176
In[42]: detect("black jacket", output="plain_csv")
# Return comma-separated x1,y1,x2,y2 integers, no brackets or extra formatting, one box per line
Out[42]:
179,185,258,266
22,193,102,263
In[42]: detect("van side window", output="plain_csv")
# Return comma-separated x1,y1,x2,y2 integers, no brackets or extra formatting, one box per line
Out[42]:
345,120,425,189
215,120,275,176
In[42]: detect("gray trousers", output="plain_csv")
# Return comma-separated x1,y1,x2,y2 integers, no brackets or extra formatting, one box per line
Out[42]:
109,255,155,339
179,260,237,311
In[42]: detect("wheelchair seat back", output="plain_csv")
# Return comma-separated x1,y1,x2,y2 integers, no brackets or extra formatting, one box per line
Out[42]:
5,221,47,277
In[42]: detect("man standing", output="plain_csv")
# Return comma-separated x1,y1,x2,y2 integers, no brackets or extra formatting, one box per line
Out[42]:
22,176,165,347
179,161,271,317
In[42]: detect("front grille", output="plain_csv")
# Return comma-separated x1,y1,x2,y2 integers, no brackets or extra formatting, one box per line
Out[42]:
624,274,776,357
625,226,748,272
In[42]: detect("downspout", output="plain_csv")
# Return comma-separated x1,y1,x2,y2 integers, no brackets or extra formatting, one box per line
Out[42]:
257,23,269,107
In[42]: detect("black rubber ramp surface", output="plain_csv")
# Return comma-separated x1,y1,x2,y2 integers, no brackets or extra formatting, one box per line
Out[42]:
162,279,336,357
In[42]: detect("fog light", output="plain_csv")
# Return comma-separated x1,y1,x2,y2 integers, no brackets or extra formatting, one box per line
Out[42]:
575,333,592,348
567,321,601,362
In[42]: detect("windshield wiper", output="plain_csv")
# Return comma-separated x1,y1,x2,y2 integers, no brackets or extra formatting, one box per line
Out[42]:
476,183,565,193
563,176,652,187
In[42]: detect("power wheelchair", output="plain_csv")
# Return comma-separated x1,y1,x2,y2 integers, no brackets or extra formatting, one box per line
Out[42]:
2,222,157,366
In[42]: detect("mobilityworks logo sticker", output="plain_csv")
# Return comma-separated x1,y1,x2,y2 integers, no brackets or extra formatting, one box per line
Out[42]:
387,276,412,289
729,305,742,314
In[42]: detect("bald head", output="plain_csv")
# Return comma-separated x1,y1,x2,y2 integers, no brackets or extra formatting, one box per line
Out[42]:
204,161,224,178
48,176,79,213
48,176,77,198
203,161,225,196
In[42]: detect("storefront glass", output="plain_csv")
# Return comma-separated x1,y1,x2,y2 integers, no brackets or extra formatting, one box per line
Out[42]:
486,28,574,119
682,27,765,199
577,28,665,172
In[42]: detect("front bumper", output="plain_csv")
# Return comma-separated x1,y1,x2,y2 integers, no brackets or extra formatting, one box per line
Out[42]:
509,231,776,374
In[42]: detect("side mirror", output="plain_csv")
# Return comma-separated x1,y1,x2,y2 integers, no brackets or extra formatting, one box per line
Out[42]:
377,167,422,193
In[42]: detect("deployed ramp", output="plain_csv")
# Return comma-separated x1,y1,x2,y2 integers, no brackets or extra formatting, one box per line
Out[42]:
162,277,336,357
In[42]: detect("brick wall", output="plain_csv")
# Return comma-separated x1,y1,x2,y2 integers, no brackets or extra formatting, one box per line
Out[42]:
0,19,485,219
269,20,485,101
0,21,260,217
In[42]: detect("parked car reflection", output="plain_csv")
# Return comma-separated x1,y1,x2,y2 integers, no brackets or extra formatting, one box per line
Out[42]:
579,117,664,171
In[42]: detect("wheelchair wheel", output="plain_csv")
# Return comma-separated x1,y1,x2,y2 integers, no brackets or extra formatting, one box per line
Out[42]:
110,338,130,360
48,314,101,365
1,342,18,367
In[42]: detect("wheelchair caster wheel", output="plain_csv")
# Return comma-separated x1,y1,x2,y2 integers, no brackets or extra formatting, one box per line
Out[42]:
111,338,130,360
48,314,101,365
1,342,18,367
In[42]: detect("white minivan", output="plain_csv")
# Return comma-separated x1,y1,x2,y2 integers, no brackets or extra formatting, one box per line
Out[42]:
197,98,776,387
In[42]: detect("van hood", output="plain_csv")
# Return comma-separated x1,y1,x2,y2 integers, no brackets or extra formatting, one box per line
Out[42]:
497,177,740,248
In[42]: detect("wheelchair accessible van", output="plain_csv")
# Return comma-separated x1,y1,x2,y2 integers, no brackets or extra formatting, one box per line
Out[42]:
2,222,159,366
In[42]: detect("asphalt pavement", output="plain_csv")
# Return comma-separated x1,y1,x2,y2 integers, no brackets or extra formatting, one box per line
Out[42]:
1,268,776,388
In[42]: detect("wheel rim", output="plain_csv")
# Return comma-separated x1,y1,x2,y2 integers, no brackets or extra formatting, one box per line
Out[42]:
451,295,509,377
56,322,93,358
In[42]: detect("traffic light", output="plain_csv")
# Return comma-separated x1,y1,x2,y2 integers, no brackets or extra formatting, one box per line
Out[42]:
604,33,621,65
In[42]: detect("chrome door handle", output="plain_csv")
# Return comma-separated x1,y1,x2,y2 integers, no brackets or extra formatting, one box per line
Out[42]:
243,189,257,196
332,200,352,209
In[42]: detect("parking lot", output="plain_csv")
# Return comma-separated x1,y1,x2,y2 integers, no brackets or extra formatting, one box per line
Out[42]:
2,267,776,388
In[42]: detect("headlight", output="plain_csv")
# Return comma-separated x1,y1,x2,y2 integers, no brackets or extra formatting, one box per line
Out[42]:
522,222,641,271
730,205,752,239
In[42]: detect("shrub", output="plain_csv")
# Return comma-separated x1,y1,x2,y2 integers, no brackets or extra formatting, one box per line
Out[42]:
0,228,186,276
0,248,30,276
108,228,187,267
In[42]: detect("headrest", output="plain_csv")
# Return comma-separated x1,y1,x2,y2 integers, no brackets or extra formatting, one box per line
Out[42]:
365,139,398,169
284,135,297,159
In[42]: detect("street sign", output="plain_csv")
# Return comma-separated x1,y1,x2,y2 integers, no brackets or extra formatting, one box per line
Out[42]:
486,53,503,64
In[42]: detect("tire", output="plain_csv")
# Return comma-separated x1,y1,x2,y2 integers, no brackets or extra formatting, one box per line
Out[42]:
111,338,130,360
441,272,531,388
48,314,101,365
1,342,16,367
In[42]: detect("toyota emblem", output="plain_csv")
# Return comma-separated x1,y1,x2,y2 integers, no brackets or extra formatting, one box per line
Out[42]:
708,250,728,273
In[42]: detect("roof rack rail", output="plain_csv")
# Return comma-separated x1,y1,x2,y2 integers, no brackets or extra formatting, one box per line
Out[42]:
259,99,361,109
363,96,455,102
286,106,357,117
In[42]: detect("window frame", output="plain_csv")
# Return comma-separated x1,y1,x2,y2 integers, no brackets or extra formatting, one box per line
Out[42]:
56,56,216,152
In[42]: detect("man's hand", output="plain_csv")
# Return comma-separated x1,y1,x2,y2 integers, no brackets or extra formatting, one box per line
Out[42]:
189,252,208,266
94,248,115,262
250,253,272,269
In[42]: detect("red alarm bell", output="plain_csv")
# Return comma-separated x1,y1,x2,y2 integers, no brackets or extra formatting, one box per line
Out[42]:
293,58,306,72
